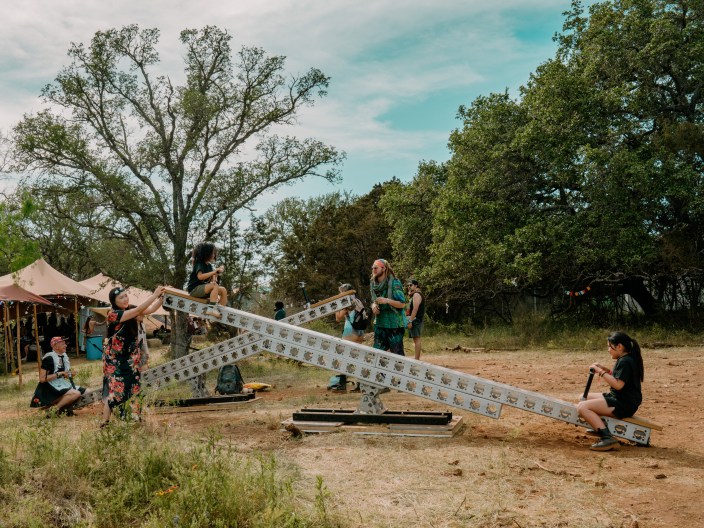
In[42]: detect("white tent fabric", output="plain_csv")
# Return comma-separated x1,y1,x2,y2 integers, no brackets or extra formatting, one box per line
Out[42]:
0,259,101,300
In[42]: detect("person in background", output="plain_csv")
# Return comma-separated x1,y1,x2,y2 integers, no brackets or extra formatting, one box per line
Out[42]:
187,241,227,318
82,315,96,352
370,259,406,356
274,301,287,320
102,285,164,426
406,279,425,360
30,336,85,416
577,331,644,451
329,283,365,392
136,315,149,370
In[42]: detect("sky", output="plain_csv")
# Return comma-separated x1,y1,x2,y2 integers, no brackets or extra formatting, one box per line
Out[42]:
0,0,572,212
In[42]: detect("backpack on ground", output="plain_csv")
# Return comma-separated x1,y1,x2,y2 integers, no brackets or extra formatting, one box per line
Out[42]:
215,364,244,395
351,301,369,331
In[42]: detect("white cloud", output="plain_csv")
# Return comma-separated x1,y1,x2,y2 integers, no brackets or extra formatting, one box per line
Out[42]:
0,0,568,195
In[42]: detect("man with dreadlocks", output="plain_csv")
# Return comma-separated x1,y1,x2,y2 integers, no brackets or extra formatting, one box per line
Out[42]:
370,259,407,356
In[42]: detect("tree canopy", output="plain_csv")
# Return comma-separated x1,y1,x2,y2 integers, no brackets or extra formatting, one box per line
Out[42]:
258,183,395,306
380,0,704,323
13,25,343,290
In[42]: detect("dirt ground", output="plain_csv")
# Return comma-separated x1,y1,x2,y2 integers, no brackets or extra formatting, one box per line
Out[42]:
3,345,703,527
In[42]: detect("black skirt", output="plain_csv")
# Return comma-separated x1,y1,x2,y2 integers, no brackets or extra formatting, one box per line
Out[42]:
30,382,69,407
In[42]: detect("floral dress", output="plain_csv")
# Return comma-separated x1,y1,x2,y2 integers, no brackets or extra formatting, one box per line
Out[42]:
104,309,145,418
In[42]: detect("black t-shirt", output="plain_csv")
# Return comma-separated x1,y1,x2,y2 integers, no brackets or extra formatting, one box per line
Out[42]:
187,262,214,292
610,354,642,408
41,353,67,375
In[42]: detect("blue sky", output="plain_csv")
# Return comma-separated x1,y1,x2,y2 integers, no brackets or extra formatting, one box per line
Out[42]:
0,0,573,210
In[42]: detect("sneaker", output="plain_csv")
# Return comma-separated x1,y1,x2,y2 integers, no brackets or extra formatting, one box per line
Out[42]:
204,307,222,319
329,385,347,393
590,436,620,451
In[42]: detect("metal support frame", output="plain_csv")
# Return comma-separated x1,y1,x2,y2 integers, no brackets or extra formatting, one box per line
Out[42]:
293,409,453,425
158,289,655,445
75,288,657,445
74,291,357,408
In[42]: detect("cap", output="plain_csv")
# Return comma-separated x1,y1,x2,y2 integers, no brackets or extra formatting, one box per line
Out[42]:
50,336,66,347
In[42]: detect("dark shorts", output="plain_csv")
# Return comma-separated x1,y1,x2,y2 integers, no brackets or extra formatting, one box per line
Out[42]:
603,393,638,419
189,284,209,298
373,327,405,356
408,321,423,338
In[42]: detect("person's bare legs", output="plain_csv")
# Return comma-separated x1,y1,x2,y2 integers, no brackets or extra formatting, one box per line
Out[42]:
203,283,223,318
102,400,112,424
412,336,422,360
49,389,81,415
577,393,613,430
217,285,228,306
576,393,619,450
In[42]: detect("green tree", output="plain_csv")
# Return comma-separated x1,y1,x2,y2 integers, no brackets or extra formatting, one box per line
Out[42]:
12,25,343,355
0,194,41,275
383,0,704,323
260,183,395,307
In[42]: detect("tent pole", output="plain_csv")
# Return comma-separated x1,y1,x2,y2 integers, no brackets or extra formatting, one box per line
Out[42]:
74,296,79,358
33,304,41,374
4,303,13,373
16,303,22,391
2,304,8,373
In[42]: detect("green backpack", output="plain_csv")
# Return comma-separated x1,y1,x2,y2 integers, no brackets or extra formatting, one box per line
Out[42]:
215,364,244,394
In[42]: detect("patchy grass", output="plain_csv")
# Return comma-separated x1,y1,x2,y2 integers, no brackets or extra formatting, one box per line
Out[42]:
2,329,703,528
0,415,341,528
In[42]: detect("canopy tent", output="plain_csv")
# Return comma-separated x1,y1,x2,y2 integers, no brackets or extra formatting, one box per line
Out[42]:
0,284,54,305
0,259,100,300
0,284,53,389
79,273,168,316
0,259,103,359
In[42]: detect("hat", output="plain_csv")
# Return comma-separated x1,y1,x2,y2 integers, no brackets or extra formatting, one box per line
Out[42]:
50,336,66,347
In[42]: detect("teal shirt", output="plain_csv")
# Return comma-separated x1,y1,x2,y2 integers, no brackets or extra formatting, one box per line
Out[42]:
371,277,406,328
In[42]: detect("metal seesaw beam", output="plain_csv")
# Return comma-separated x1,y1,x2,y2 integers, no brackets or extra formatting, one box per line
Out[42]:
162,289,655,444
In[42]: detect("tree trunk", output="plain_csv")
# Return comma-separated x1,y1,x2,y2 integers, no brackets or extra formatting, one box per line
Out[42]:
618,277,660,317
170,310,191,359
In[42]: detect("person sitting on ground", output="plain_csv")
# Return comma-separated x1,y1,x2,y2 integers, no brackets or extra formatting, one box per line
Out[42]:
30,336,85,415
187,241,227,318
274,301,287,320
576,331,644,451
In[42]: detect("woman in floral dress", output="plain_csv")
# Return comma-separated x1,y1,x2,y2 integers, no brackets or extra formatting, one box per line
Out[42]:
102,285,164,425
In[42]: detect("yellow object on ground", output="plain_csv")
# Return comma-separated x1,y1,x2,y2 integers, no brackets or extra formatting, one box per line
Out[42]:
243,382,272,392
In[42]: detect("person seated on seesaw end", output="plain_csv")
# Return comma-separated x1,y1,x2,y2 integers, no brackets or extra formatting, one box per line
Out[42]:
186,241,227,318
29,336,85,416
576,331,644,452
